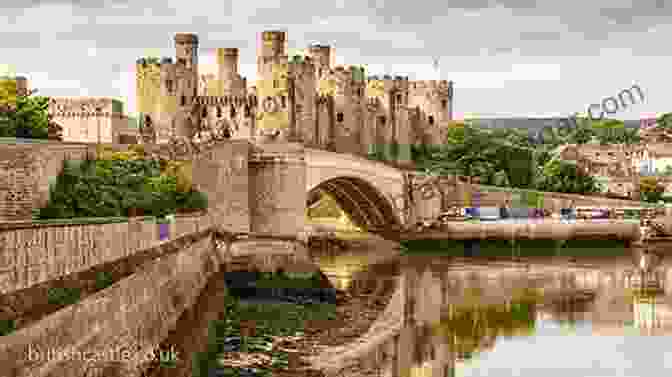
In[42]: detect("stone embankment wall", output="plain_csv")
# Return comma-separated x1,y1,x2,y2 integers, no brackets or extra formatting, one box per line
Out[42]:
0,141,98,221
0,140,251,295
0,221,312,377
0,226,221,377
0,139,259,376
0,139,252,223
412,177,650,221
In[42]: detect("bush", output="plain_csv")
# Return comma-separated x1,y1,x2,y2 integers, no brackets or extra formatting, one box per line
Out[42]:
37,154,208,219
47,286,82,306
181,190,208,212
0,319,16,336
94,271,115,290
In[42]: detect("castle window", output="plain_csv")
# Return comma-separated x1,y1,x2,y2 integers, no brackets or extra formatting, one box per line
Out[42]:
396,94,402,103
166,80,173,93
244,104,251,117
230,105,236,118
337,112,344,122
428,116,434,125
216,106,222,118
442,99,447,109
281,96,286,108
202,107,208,118
357,88,363,96
180,95,186,106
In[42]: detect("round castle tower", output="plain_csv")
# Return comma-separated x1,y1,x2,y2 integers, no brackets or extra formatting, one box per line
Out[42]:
308,44,331,79
174,33,199,70
258,31,287,74
217,48,239,78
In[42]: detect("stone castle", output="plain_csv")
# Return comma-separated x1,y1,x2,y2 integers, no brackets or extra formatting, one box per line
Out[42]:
136,31,454,164
0,76,141,144
47,97,139,144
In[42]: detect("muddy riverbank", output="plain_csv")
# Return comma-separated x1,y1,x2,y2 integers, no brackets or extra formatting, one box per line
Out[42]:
142,231,401,377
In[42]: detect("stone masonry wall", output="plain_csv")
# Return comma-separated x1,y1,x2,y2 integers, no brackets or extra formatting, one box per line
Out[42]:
0,228,220,377
0,142,97,221
0,139,251,296
0,209,233,296
410,175,651,222
0,139,252,224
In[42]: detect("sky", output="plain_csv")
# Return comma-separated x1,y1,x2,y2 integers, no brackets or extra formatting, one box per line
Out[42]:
0,0,669,121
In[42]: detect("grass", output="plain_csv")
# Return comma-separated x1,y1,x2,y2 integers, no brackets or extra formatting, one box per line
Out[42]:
253,271,324,289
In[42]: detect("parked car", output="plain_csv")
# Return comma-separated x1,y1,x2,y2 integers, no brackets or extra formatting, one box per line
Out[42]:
437,207,467,222
481,207,502,221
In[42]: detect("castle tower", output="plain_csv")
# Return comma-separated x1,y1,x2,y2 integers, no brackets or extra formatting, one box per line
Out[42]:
308,44,331,80
174,33,199,102
14,76,28,97
408,79,453,146
257,30,287,77
217,48,239,96
289,57,316,144
173,33,199,139
174,33,199,71
256,31,291,141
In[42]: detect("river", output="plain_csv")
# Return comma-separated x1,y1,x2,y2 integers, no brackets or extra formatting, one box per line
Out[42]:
312,235,672,377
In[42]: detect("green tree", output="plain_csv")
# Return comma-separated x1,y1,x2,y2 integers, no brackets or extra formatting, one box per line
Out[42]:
0,91,51,139
566,117,596,144
591,119,627,145
535,158,601,194
656,113,672,130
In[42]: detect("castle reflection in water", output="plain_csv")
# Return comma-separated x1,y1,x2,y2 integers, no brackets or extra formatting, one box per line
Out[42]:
312,248,672,377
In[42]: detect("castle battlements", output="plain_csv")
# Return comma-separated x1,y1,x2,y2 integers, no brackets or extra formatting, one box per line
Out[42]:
174,33,199,44
134,30,452,150
409,80,452,95
367,97,381,108
262,31,286,41
194,95,258,107
48,111,127,119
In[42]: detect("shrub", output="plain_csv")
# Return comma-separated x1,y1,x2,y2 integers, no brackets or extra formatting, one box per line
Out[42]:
182,190,208,211
0,319,16,336
47,286,82,306
94,271,115,290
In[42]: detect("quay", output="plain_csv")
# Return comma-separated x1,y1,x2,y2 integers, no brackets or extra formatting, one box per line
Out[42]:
394,219,641,241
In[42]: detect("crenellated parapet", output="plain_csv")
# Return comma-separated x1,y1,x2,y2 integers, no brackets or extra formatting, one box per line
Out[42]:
134,30,455,152
48,97,122,114
366,97,381,110
193,95,258,107
366,75,410,100
409,79,452,98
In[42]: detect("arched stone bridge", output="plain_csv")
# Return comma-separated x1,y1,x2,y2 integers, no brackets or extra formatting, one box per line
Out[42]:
305,148,407,231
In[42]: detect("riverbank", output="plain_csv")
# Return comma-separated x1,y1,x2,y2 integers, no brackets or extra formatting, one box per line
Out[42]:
143,228,400,377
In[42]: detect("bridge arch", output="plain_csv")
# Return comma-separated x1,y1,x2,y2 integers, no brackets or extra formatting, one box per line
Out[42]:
304,148,408,232
307,176,402,231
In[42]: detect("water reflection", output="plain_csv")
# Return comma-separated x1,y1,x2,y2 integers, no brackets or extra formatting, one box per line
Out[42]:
322,250,672,377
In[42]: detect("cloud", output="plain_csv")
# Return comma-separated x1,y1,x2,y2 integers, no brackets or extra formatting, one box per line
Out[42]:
0,0,668,118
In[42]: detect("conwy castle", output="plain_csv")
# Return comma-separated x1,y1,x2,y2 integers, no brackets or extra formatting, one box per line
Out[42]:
132,31,454,165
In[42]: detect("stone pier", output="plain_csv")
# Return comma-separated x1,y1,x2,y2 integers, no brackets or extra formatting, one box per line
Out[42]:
248,142,307,238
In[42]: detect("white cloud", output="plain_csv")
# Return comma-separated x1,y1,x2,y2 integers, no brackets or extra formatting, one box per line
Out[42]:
0,0,668,119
